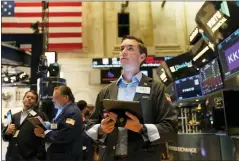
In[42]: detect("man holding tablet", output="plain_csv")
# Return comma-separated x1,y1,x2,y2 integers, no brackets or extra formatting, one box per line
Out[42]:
86,35,178,161
2,90,48,161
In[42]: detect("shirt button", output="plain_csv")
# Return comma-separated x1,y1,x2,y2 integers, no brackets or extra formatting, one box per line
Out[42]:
15,143,18,147
113,146,115,149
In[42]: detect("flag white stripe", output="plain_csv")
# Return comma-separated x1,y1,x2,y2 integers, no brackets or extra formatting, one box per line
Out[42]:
15,6,82,13
2,27,82,33
49,37,82,43
2,17,82,23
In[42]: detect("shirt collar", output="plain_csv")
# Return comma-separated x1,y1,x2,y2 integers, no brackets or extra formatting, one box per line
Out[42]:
21,108,33,114
61,101,72,110
117,71,142,85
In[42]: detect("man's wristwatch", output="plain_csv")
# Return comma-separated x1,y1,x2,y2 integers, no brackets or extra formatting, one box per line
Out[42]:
139,125,147,135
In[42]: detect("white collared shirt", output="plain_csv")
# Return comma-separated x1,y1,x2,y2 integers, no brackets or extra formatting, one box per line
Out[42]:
20,108,32,125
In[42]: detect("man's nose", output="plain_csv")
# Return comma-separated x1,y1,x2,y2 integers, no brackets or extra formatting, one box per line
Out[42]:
121,48,128,55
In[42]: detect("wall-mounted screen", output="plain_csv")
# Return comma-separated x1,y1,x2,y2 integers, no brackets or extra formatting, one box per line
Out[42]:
217,28,239,79
200,59,223,95
45,51,57,67
175,75,202,100
93,56,173,68
166,52,198,80
100,68,122,84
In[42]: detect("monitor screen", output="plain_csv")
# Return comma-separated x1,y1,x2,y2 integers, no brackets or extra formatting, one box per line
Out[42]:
45,51,57,67
92,58,121,68
100,68,122,84
175,75,202,100
217,28,239,79
196,1,239,45
166,51,198,80
200,59,223,95
93,56,173,68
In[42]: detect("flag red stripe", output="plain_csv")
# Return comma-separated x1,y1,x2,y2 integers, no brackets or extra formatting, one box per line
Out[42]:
3,22,82,28
3,1,83,51
14,12,42,17
15,2,82,7
48,43,82,50
49,33,82,38
15,2,41,7
15,12,82,17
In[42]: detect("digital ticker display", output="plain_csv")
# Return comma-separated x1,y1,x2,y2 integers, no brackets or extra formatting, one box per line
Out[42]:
175,75,202,100
200,59,223,95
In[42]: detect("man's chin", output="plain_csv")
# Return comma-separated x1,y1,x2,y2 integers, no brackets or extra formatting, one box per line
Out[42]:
121,64,137,71
23,105,32,110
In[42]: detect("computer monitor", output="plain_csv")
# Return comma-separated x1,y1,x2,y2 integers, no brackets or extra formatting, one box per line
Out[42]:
166,51,198,80
199,58,223,95
217,28,239,79
100,68,122,84
175,75,202,100
45,51,57,67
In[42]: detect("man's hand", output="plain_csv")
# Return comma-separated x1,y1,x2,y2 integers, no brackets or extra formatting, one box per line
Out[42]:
125,112,143,133
34,126,45,137
7,124,16,134
99,112,117,135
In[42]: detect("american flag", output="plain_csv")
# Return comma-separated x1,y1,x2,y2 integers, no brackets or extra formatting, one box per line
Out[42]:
1,1,82,51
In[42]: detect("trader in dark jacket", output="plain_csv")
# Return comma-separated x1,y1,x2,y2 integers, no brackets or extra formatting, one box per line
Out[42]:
34,86,83,161
77,100,94,161
2,90,48,161
86,35,178,161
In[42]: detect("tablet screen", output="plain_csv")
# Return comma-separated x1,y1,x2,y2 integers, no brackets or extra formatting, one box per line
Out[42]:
7,110,12,125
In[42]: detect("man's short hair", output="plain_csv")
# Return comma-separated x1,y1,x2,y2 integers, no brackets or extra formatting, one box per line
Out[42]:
77,100,87,111
23,90,38,102
121,35,148,56
54,86,75,102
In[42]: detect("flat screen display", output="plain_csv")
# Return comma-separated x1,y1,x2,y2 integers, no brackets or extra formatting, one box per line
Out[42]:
166,52,198,80
92,56,173,68
100,68,122,84
45,51,57,67
217,28,239,79
196,1,239,44
7,110,12,125
200,59,223,95
175,75,202,100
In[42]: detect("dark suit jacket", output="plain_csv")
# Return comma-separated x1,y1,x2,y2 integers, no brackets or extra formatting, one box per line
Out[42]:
2,110,48,161
44,102,83,161
87,74,178,161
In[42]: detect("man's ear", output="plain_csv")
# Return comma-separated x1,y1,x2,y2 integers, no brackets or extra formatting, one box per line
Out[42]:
140,53,146,62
